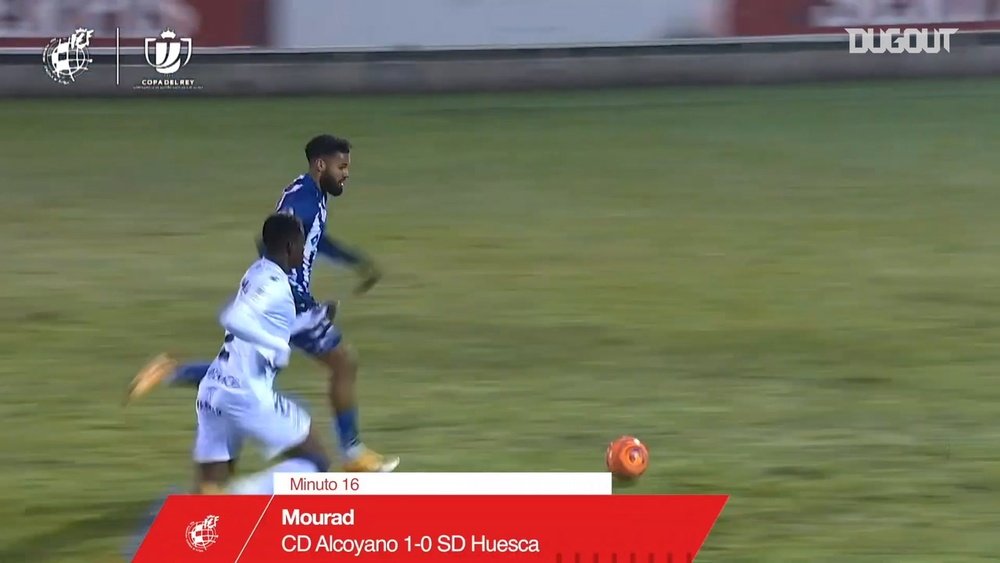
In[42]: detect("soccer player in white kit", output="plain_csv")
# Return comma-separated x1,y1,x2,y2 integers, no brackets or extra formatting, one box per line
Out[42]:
194,212,331,494
122,214,331,559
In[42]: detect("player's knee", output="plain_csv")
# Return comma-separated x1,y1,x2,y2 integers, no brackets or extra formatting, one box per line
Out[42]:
343,344,359,376
323,344,358,380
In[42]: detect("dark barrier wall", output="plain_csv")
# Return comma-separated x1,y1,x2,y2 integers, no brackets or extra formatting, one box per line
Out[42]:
3,34,999,97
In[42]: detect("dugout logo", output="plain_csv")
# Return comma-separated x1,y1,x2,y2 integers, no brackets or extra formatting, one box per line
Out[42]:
185,514,220,552
847,27,958,54
42,28,94,85
134,29,202,91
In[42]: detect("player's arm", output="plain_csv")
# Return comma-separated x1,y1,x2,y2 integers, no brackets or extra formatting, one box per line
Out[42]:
318,235,382,295
317,235,362,265
264,191,354,264
219,277,292,366
274,188,381,293
257,233,380,295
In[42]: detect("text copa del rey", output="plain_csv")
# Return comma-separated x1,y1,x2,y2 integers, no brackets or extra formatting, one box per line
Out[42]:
281,509,542,555
138,78,196,87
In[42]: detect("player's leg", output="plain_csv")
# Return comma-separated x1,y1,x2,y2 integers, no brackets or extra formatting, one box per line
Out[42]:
223,391,331,494
196,462,231,494
122,379,239,559
124,353,211,404
192,383,242,492
320,342,400,472
174,361,212,386
226,428,330,494
291,306,398,472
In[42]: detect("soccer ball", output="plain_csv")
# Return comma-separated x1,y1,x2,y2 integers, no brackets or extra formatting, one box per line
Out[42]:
606,435,648,479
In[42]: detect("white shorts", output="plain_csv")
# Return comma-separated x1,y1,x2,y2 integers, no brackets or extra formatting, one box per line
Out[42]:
192,365,311,464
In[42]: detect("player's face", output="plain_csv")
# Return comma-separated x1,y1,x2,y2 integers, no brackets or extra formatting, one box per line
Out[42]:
318,153,350,197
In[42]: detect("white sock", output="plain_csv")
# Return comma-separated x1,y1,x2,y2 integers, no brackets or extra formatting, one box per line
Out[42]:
343,443,366,461
226,458,319,495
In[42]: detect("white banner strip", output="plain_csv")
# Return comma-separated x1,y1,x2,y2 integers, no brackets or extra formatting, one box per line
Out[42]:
273,472,612,495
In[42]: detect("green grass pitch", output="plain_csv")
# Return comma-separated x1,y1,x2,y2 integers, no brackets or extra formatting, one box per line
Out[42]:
0,79,999,562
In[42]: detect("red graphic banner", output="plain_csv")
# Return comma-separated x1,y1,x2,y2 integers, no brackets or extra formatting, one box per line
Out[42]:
0,0,268,48
134,495,728,562
729,0,1000,36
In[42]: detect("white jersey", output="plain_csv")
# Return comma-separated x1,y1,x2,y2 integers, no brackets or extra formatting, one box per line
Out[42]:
216,258,296,392
193,257,312,465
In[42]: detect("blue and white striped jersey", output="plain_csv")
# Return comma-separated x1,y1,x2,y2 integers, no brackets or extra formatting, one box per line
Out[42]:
274,174,327,306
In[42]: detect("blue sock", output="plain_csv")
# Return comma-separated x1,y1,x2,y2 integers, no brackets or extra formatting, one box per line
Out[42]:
170,362,210,387
334,408,361,452
122,487,178,560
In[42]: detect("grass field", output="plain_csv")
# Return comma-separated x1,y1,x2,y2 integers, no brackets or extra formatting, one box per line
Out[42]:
1,79,999,562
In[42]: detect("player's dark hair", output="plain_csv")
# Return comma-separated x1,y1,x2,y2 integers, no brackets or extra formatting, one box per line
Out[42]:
305,134,351,162
261,213,303,253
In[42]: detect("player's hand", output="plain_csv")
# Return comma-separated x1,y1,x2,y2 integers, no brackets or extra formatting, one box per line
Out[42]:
324,300,339,322
353,258,382,295
272,343,291,370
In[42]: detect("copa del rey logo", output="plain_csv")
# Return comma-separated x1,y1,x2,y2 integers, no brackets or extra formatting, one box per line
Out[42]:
185,514,220,552
847,27,958,54
136,28,201,90
145,29,192,74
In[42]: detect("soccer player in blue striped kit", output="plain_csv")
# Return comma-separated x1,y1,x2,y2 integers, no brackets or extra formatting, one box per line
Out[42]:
127,134,399,473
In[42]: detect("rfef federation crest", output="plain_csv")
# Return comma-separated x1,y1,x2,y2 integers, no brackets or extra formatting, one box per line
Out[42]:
144,29,192,75
185,514,219,552
42,28,94,85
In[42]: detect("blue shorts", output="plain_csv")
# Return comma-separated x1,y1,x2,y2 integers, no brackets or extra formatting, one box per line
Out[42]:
290,304,343,357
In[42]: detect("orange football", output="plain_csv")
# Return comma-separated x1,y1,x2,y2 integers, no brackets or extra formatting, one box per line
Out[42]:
606,435,649,479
